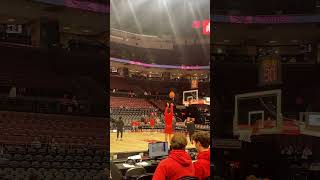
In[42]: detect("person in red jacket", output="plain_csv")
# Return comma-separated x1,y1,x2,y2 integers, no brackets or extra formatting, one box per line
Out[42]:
192,131,210,180
153,133,195,180
164,103,174,143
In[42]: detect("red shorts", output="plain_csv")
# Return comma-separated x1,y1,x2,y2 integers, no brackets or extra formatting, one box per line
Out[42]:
164,125,173,134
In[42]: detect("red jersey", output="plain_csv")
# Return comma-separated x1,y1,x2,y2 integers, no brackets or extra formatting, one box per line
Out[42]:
164,105,173,126
194,150,210,180
164,105,174,134
150,119,155,127
131,121,140,127
153,150,195,180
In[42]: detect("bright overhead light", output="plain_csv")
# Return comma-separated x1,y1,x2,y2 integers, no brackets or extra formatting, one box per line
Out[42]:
269,40,277,43
82,29,91,33
7,18,15,22
63,27,71,30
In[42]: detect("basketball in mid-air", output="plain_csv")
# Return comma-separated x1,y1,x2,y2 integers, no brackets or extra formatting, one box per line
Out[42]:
169,91,175,99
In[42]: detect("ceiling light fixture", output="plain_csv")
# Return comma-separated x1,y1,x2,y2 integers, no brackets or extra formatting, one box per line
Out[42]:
7,18,16,22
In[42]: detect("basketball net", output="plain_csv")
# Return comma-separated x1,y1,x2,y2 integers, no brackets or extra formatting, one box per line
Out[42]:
239,123,260,143
239,130,252,143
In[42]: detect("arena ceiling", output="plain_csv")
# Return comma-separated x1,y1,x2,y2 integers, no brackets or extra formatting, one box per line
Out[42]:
0,0,108,36
110,0,210,38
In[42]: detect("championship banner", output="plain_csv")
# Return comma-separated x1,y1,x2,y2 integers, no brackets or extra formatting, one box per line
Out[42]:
258,55,282,86
191,79,198,89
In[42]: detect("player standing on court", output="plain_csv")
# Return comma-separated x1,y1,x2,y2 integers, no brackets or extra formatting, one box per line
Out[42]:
116,116,124,141
149,112,156,134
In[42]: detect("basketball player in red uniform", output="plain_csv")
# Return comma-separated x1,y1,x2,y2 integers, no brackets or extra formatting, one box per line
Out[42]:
149,112,155,133
164,103,174,143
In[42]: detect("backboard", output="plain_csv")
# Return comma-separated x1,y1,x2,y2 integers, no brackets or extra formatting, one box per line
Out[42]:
234,89,282,136
183,90,198,106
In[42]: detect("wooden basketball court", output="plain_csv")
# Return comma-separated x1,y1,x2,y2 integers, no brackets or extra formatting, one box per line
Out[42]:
110,131,194,154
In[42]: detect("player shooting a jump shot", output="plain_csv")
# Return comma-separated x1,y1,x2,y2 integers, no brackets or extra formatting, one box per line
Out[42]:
164,102,174,143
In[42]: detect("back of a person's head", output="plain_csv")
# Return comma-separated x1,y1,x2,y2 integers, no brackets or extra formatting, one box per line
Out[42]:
119,116,122,120
192,131,210,148
246,175,257,180
170,133,187,150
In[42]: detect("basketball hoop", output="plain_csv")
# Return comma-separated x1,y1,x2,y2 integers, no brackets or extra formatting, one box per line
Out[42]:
234,89,282,136
239,123,261,142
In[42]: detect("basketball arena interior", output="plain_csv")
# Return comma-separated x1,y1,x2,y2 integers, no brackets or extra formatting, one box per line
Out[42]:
0,0,108,179
213,1,320,179
110,0,210,179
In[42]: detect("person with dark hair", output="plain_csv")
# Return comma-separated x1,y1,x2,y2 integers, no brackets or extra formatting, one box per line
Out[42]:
153,133,195,180
192,131,210,180
49,137,58,151
60,94,69,113
116,116,124,141
71,95,79,112
8,84,16,98
31,137,42,149
185,117,196,144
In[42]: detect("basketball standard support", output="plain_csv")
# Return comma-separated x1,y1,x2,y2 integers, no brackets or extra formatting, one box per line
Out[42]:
233,89,282,136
